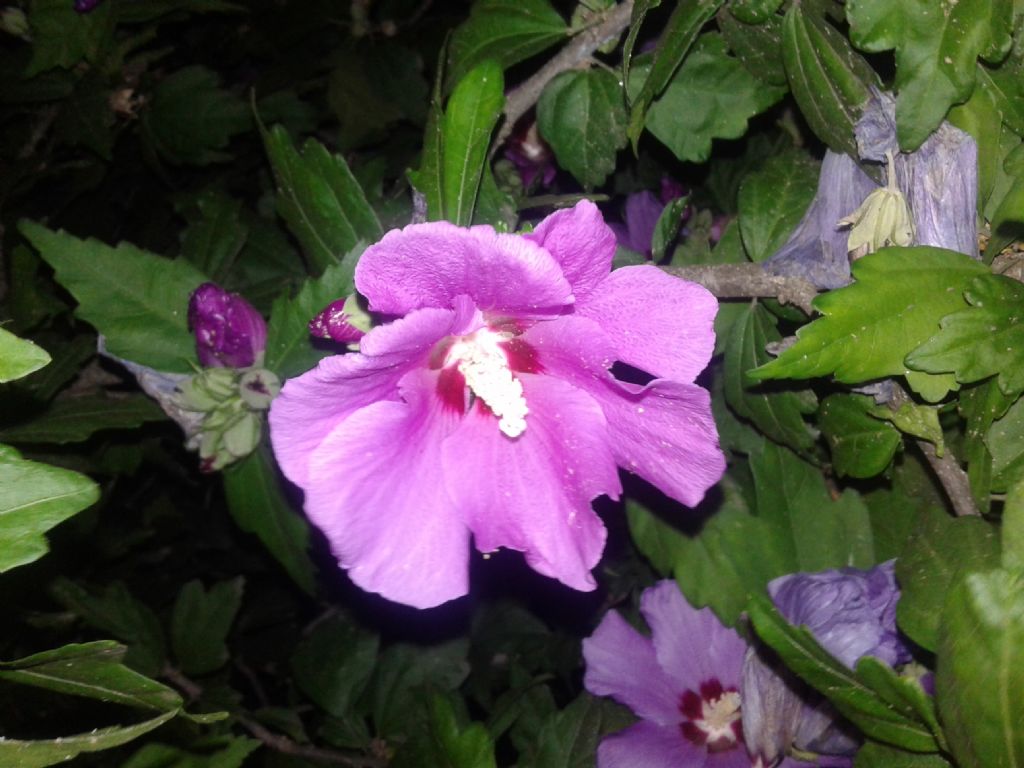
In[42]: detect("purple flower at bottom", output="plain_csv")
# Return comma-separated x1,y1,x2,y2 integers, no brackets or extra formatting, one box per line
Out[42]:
188,283,268,369
269,201,725,609
584,581,812,768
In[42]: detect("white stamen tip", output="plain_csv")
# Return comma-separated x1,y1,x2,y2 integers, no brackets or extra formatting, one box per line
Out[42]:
447,330,529,438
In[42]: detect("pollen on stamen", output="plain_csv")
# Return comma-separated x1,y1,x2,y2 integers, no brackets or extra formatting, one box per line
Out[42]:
446,330,529,438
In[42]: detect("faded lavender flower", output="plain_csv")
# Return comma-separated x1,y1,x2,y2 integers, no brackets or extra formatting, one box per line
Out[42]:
742,562,910,766
269,201,725,608
189,283,268,369
584,580,811,768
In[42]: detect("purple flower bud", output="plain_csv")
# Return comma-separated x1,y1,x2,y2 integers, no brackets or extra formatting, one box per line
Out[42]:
188,283,267,369
74,0,103,13
770,560,910,669
308,296,368,345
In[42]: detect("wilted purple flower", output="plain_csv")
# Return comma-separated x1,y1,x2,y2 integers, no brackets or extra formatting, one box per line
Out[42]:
308,296,367,345
742,562,910,766
584,581,811,768
188,283,268,369
269,201,725,608
504,120,556,190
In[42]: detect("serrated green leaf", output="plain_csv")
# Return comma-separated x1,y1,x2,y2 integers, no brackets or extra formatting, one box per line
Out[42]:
441,61,504,226
949,83,1003,210
179,191,249,281
0,395,165,444
264,258,358,379
627,0,724,146
223,445,316,595
537,68,626,189
120,737,259,768
291,613,378,718
936,569,1024,768
718,8,788,86
855,742,953,768
737,150,819,262
729,0,783,24
447,0,566,89
0,641,182,712
1003,481,1024,571
0,709,178,768
869,399,943,447
896,506,1001,651
781,4,876,157
651,196,689,262
748,595,939,752
622,0,662,89
0,448,98,574
171,578,244,676
908,274,1024,398
978,45,1024,135
751,247,989,400
856,657,946,749
141,66,250,165
0,327,50,384
409,82,445,221
26,0,115,75
959,379,1014,513
261,124,381,275
723,303,817,452
21,221,207,373
820,394,901,478
986,392,1024,491
532,693,633,768
639,33,786,163
846,0,1013,150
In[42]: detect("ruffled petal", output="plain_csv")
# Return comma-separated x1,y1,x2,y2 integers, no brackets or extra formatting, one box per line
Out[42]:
526,199,617,300
640,581,747,695
355,221,573,316
523,316,725,507
304,369,468,609
583,610,683,726
269,306,464,488
442,373,620,591
597,721,708,768
577,265,717,383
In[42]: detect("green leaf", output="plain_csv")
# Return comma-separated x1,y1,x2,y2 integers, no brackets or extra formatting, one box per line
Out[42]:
291,613,378,718
26,0,115,75
171,578,244,676
855,742,953,768
986,393,1024,492
263,258,358,379
0,447,98,574
820,394,902,478
222,445,316,595
1004,481,1024,571
627,0,725,147
978,45,1024,136
949,82,1004,210
261,124,382,274
441,61,505,226
651,196,689,262
179,191,249,281
447,0,566,88
729,0,783,24
120,737,259,768
0,709,178,768
718,8,788,86
723,303,817,453
0,641,182,712
750,246,989,401
737,150,819,262
748,595,940,752
622,0,663,88
532,693,633,768
639,33,786,163
409,85,445,221
856,657,946,750
959,379,1014,513
537,68,626,189
907,274,1024,398
141,66,250,165
426,697,497,768
21,221,208,373
781,3,876,157
937,569,1024,768
846,0,1013,150
50,579,168,676
895,506,1001,651
868,400,944,448
0,395,165,444
0,327,50,384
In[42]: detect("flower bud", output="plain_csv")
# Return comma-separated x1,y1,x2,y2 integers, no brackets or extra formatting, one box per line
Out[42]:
838,152,914,260
188,283,267,369
308,295,370,348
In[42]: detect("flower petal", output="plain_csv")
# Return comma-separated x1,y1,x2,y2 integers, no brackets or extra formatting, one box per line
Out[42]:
583,610,683,726
304,369,468,608
270,305,469,488
524,316,725,507
597,721,709,768
526,199,617,300
442,373,620,591
355,221,573,316
577,265,717,383
640,581,747,698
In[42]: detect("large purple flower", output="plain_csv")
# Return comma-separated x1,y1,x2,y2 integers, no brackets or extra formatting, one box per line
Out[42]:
269,201,725,608
584,580,809,768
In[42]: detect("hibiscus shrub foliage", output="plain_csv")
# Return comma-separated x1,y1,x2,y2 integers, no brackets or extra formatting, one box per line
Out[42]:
4,0,1024,766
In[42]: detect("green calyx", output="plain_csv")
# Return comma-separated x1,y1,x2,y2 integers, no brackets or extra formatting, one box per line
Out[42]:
176,366,281,472
839,151,914,260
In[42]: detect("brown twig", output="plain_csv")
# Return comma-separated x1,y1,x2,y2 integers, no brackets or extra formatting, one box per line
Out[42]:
495,0,635,150
662,263,819,314
916,439,980,517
